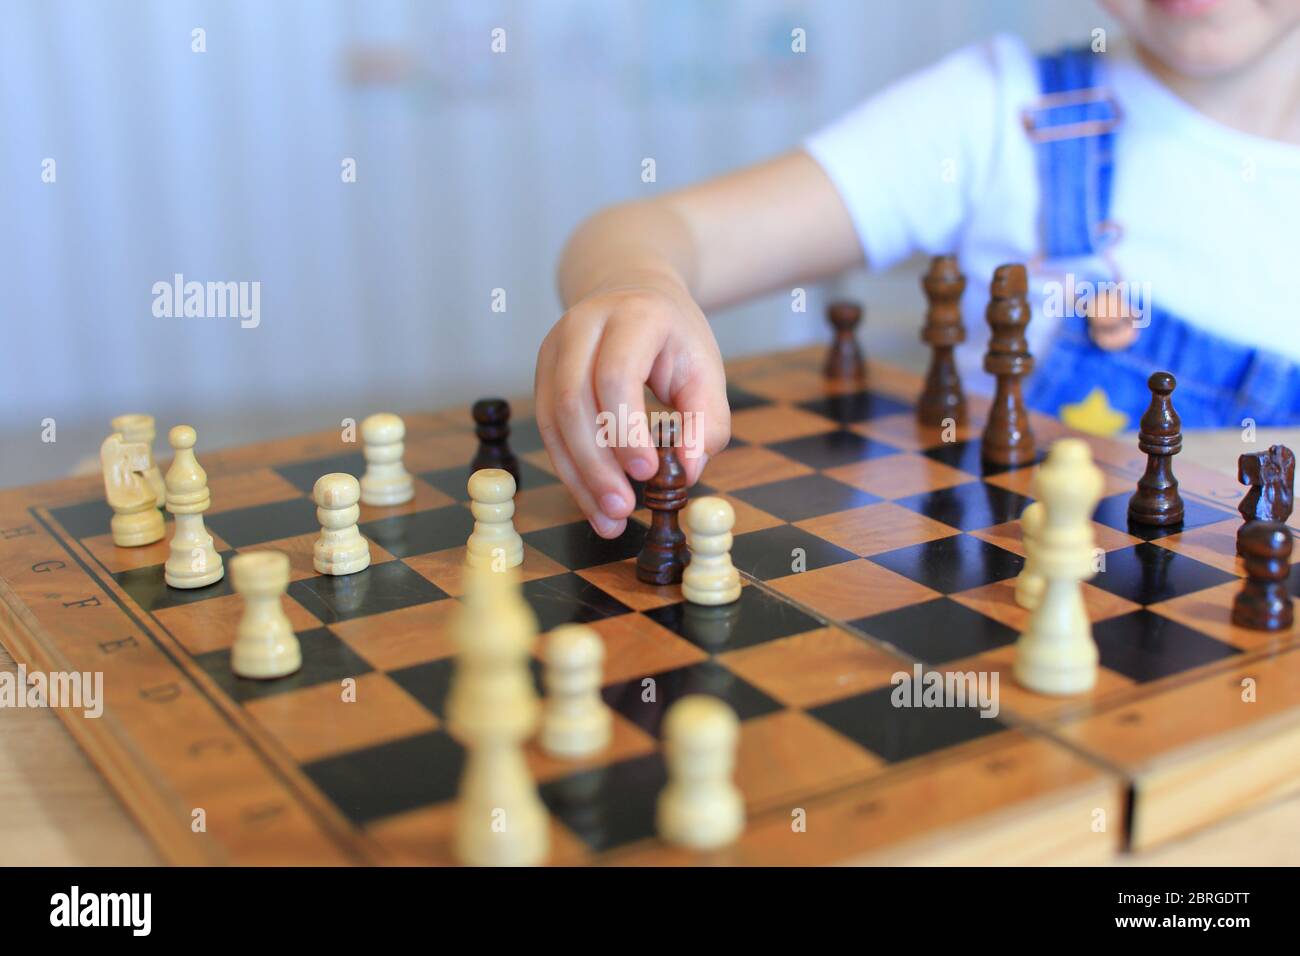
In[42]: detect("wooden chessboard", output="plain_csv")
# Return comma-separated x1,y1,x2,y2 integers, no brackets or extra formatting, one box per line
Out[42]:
3,345,1299,865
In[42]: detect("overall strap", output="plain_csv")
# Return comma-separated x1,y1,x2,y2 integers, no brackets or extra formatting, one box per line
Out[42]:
1023,47,1122,261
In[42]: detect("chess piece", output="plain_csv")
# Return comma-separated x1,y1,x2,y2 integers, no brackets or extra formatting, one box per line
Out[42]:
230,551,301,679
1013,439,1104,695
682,497,741,606
1232,522,1294,631
1127,371,1185,526
636,418,688,585
917,255,967,425
164,426,224,589
541,624,612,758
656,695,744,850
471,398,520,484
453,565,549,866
359,412,414,506
110,413,166,511
981,264,1036,467
1237,445,1295,555
312,473,371,575
465,468,523,569
100,433,165,547
823,301,865,382
1014,501,1045,610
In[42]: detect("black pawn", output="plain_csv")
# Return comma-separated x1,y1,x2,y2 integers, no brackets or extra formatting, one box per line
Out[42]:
824,301,865,382
1128,371,1184,526
636,418,688,585
471,398,519,484
1232,521,1293,631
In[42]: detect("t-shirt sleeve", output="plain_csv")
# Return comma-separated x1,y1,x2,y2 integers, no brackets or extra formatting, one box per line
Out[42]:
803,34,1030,271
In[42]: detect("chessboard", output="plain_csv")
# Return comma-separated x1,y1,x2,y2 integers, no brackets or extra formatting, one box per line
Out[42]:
3,344,1300,865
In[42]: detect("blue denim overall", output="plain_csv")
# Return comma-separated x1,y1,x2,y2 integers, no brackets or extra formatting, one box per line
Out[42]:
1022,47,1300,428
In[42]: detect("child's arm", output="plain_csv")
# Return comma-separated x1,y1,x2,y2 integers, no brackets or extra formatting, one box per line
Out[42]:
539,149,861,537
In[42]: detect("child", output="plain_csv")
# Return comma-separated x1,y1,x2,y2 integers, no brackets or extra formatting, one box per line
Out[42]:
537,0,1300,538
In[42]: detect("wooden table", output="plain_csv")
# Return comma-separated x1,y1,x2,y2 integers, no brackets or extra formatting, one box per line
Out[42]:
4,424,1299,866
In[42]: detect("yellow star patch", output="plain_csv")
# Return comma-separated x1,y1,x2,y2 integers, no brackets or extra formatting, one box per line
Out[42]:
1060,387,1128,436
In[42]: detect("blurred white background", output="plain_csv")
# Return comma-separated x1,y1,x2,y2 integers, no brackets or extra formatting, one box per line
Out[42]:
0,0,1117,487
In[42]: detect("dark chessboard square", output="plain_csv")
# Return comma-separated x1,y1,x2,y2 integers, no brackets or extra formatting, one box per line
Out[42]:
303,730,464,825
50,499,118,540
523,519,646,571
521,572,633,631
1090,543,1237,605
114,552,237,612
206,498,320,549
509,417,546,454
894,481,1032,532
419,459,557,499
359,505,474,558
729,525,858,581
389,656,543,719
540,752,667,852
922,440,1042,477
731,474,879,522
288,561,448,624
1094,610,1241,683
869,534,1023,594
646,587,822,653
274,451,367,495
808,685,1006,764
766,429,901,470
798,390,913,425
850,597,1018,665
194,627,374,703
602,660,783,739
726,384,773,412
1092,493,1235,542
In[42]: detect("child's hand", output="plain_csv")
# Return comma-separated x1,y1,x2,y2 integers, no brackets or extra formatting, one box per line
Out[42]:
535,273,731,539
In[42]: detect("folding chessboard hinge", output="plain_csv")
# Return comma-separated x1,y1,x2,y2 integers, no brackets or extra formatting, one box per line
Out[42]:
1128,709,1300,852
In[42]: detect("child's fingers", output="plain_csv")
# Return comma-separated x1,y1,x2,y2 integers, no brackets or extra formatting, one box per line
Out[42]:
667,366,731,487
593,318,665,483
552,322,638,523
535,339,624,538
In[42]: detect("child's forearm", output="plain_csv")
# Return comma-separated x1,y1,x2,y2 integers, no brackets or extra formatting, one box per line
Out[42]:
558,151,863,313
557,201,698,308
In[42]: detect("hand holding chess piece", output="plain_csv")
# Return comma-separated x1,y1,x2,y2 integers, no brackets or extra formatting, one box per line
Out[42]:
100,432,165,547
164,426,224,589
230,551,302,679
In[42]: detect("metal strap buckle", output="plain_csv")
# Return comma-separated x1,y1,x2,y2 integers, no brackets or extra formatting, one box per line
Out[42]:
1021,87,1123,143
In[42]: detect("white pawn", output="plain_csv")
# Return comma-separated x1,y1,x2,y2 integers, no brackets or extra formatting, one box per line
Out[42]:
230,551,301,679
682,497,741,606
164,426,224,589
453,565,548,867
656,695,744,850
465,468,523,570
100,432,165,547
360,412,414,506
111,413,166,512
1014,439,1105,696
313,474,371,575
1014,501,1046,610
541,624,612,759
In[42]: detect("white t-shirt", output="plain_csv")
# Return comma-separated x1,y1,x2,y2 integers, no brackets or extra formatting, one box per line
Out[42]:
804,34,1300,384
